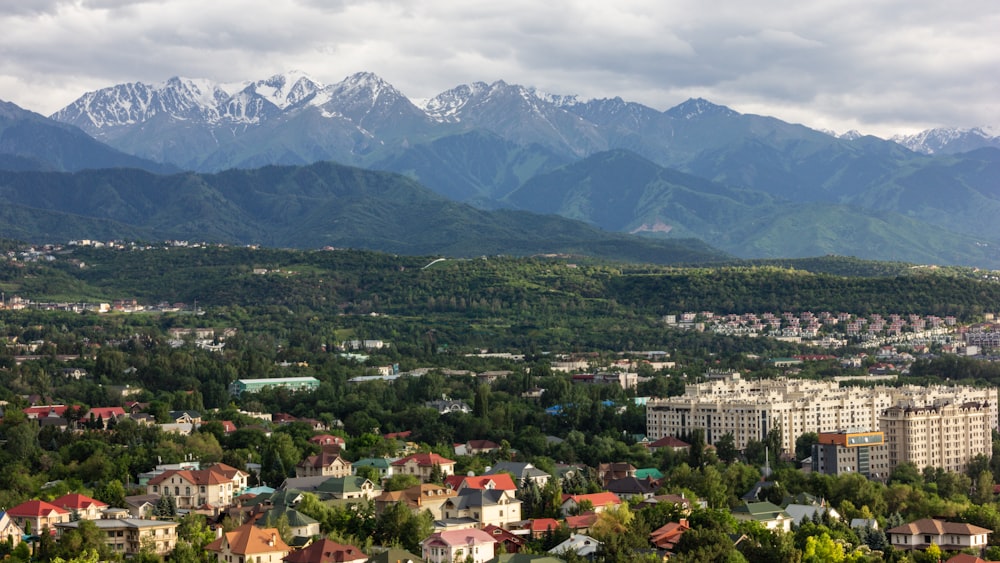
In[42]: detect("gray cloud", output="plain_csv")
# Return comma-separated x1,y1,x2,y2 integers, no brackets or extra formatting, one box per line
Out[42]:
0,0,997,137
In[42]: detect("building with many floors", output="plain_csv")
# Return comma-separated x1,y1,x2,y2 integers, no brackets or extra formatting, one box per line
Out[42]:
881,401,992,474
645,374,997,456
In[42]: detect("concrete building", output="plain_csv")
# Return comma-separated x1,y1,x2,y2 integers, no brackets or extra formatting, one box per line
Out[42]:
229,377,321,397
56,518,178,557
880,401,992,474
812,430,890,479
646,374,997,455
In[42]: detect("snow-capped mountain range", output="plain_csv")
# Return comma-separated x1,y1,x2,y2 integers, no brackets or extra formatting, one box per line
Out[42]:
891,126,1000,155
5,70,1000,268
53,70,999,155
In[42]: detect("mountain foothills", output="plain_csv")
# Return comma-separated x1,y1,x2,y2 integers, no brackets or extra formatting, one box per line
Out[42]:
1,71,1000,266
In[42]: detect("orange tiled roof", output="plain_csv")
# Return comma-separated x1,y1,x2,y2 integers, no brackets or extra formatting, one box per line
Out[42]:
206,523,290,555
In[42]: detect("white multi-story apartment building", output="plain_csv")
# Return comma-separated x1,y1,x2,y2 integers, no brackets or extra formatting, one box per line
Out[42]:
646,373,997,461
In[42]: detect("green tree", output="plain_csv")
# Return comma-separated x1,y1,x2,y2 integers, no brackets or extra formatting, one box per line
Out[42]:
373,503,432,553
802,532,844,563
94,479,127,508
384,474,421,492
716,433,739,464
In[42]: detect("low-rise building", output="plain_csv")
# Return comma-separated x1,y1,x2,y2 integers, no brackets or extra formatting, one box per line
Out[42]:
146,463,248,513
440,488,522,529
422,529,497,563
6,500,68,534
55,518,178,557
887,518,991,551
391,453,456,483
206,523,290,563
229,377,321,397
811,430,890,479
295,452,352,478
731,501,793,532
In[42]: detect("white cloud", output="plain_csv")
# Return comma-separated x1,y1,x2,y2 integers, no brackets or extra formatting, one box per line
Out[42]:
0,0,997,137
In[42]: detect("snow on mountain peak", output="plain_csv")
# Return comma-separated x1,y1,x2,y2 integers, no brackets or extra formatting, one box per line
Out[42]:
891,126,1000,154
422,82,490,121
244,71,323,110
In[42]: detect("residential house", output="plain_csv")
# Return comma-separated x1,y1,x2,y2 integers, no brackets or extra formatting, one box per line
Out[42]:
279,476,333,493
259,507,321,543
887,518,991,551
422,529,497,563
353,458,394,479
783,503,840,526
6,499,68,535
169,410,202,425
565,513,598,534
454,440,500,456
731,502,793,532
482,525,525,554
649,519,690,552
851,518,879,531
647,436,690,453
444,474,517,494
206,522,291,563
596,463,635,487
374,484,456,520
604,477,656,501
316,476,381,500
51,493,108,520
484,462,549,488
295,452,352,478
548,534,601,559
527,519,562,539
55,518,178,557
22,404,70,420
124,494,159,519
146,463,248,514
391,453,456,483
559,493,621,517
309,434,346,450
0,511,24,547
440,488,522,529
283,538,368,563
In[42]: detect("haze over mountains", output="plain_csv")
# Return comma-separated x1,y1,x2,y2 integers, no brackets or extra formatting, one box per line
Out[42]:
1,71,1000,267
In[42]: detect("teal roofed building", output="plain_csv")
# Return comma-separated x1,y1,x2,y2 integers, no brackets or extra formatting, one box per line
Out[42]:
635,468,664,480
317,475,381,500
228,377,320,396
353,457,395,479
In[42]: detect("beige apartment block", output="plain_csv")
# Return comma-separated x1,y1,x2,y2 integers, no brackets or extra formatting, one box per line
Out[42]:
646,374,997,461
880,401,991,474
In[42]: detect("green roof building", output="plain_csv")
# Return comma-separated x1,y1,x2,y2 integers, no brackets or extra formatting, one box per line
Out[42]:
228,377,320,396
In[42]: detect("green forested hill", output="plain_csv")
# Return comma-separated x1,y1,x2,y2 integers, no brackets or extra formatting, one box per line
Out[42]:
6,245,1000,323
0,162,726,264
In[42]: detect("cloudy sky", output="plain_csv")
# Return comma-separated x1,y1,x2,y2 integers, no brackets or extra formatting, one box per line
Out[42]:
1,0,997,138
